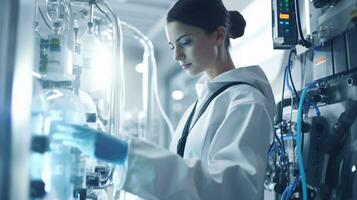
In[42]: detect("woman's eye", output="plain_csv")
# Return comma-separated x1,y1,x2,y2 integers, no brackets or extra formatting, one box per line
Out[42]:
179,39,192,47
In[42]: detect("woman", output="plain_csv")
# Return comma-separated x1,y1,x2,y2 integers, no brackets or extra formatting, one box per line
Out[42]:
54,0,276,199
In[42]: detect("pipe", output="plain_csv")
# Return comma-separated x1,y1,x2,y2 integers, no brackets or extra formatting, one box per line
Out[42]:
119,21,175,140
100,0,124,137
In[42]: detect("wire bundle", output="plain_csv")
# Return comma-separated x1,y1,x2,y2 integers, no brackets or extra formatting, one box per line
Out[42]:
281,176,301,200
267,136,289,166
296,81,318,200
276,48,321,200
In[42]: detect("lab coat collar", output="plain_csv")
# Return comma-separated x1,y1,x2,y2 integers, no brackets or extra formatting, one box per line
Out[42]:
194,65,277,120
195,66,262,96
195,68,236,97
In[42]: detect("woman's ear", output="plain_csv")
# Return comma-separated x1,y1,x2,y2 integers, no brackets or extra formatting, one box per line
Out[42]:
215,26,227,45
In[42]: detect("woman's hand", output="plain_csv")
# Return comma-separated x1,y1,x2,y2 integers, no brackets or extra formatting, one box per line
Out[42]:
52,122,128,165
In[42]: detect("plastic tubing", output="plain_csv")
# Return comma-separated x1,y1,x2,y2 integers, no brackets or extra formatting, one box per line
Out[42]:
119,21,175,137
148,39,175,136
296,81,316,200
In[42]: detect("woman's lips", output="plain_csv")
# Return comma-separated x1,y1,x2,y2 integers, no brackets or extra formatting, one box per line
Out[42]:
182,63,192,69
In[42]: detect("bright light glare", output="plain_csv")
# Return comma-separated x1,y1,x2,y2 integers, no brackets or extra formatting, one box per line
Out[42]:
135,63,145,73
124,112,133,120
172,90,184,101
352,165,356,173
81,33,113,94
92,46,112,90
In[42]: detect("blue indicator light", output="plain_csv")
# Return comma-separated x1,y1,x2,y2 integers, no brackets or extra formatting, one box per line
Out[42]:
285,21,289,25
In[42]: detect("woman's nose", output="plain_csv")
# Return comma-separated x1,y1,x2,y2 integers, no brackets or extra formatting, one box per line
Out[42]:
174,47,184,61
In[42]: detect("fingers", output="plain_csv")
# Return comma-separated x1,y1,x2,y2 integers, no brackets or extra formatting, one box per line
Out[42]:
62,140,79,148
51,121,78,133
63,140,95,157
50,122,98,158
52,132,75,140
51,122,77,140
52,132,87,152
52,130,90,144
51,122,94,140
51,121,93,133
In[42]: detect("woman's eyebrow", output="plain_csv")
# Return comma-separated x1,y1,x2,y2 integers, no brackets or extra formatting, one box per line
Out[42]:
168,34,191,48
175,34,191,43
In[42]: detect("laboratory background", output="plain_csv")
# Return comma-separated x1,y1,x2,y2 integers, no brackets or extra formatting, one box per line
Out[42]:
0,0,357,199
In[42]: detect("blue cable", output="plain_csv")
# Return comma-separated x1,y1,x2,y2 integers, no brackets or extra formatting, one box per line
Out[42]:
296,82,317,200
310,101,321,116
285,177,301,200
281,186,289,200
267,138,289,166
267,140,276,157
278,67,290,164
281,182,294,200
285,64,294,95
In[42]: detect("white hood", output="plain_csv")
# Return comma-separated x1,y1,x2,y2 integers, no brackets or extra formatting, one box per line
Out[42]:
195,65,276,120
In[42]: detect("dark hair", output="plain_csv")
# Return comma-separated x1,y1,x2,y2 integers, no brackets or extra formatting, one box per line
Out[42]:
166,0,246,47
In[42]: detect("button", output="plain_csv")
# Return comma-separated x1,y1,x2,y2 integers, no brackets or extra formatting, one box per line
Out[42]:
280,13,290,19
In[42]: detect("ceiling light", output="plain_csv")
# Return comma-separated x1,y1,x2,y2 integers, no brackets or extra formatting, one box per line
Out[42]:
172,90,184,101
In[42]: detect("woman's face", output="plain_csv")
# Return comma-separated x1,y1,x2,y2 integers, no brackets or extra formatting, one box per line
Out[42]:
165,21,219,76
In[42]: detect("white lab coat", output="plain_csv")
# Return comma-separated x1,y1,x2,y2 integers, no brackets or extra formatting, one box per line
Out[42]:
121,66,276,200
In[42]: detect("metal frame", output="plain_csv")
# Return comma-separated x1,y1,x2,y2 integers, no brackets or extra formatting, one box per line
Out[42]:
0,0,19,199
0,0,34,199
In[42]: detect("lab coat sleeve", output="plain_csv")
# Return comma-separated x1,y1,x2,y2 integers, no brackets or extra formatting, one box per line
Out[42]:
121,101,273,200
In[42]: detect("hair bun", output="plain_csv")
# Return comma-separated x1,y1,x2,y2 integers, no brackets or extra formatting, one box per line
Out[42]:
228,10,246,39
